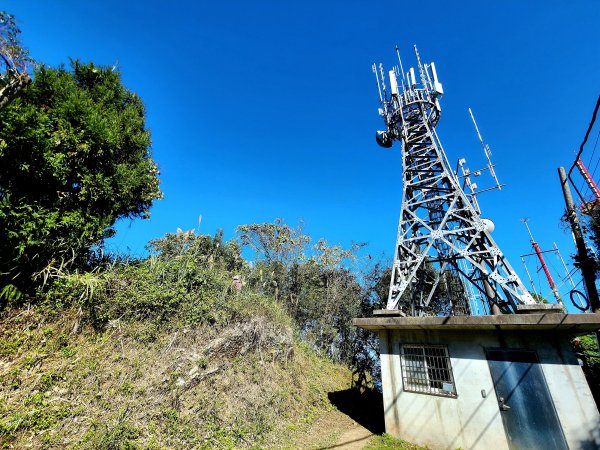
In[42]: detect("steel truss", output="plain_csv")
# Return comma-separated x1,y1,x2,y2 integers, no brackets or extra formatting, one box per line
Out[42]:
374,47,534,315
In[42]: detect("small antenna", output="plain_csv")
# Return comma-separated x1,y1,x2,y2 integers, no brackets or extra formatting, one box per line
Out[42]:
469,108,502,189
379,63,387,100
372,63,383,104
553,242,585,307
520,253,539,299
413,44,426,87
395,45,406,86
458,158,481,214
521,217,534,242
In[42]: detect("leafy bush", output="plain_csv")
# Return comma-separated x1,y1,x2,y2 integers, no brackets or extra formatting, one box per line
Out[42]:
0,60,162,301
39,230,288,331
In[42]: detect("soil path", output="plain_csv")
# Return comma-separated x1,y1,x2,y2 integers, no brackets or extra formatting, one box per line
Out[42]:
293,389,384,449
332,415,375,449
295,408,375,450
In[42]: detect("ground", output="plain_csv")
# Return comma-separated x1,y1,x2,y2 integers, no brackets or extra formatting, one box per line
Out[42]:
305,409,376,449
285,388,386,450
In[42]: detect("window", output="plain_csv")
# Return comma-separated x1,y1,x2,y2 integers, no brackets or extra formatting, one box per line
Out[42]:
400,344,457,397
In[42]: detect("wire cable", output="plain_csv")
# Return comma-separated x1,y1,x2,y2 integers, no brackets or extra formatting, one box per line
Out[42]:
586,126,599,169
568,95,600,202
570,289,589,311
589,128,600,179
570,95,600,177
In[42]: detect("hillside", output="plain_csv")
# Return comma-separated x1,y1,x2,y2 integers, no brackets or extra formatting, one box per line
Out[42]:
0,227,385,449
0,306,352,449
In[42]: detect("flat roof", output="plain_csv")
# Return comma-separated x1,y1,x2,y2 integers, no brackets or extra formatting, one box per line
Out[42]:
353,313,600,332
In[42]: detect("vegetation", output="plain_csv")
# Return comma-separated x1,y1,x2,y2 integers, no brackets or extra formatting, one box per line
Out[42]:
0,304,350,449
364,434,426,450
529,291,549,304
0,224,388,448
236,220,381,377
0,12,389,448
573,333,600,408
0,11,31,109
0,60,162,302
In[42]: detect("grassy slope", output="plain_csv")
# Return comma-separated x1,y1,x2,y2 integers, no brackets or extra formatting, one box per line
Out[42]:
364,434,427,450
0,307,351,449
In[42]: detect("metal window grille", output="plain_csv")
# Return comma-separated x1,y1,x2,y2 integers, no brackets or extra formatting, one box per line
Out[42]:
400,344,457,397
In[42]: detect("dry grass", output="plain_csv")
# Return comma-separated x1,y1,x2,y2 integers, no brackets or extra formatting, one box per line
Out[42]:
0,306,351,449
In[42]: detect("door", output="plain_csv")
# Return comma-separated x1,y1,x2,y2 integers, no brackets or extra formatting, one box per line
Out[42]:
486,348,568,450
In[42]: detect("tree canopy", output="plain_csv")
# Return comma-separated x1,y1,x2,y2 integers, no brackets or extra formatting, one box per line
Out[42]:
0,60,162,299
0,11,31,110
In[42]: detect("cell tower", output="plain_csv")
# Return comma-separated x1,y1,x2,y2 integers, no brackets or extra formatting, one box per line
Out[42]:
373,46,535,315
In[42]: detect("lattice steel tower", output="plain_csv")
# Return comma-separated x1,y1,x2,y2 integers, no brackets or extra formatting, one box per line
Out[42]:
373,46,535,315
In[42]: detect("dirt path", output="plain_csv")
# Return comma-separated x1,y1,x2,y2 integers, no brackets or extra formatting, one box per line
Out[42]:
282,389,384,450
293,408,375,450
332,415,376,450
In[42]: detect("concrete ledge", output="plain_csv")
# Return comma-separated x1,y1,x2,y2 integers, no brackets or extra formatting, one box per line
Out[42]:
353,313,600,332
373,309,405,317
516,304,564,314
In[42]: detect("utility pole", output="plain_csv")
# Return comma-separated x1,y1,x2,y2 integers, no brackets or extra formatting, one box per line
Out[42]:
558,166,600,313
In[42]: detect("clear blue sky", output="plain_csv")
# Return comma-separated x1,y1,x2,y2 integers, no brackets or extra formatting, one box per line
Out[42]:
4,1,600,305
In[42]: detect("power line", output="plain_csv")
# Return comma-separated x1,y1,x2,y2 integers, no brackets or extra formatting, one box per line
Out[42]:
569,95,600,203
589,128,600,179
569,95,600,176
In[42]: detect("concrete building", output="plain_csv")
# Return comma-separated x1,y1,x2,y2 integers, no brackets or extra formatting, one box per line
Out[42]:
354,310,600,450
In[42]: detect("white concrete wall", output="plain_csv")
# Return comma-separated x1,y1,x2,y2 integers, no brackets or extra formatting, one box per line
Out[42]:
379,329,600,450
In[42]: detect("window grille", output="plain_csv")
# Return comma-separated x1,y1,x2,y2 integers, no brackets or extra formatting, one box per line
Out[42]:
400,344,457,397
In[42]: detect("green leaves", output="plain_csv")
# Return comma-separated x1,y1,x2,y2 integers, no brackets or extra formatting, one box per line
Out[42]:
0,60,162,298
237,218,310,266
236,219,368,364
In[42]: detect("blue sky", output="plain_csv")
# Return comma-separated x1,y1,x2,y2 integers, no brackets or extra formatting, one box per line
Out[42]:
4,1,600,305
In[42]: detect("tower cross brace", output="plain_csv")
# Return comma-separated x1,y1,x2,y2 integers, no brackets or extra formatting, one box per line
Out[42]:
374,46,535,315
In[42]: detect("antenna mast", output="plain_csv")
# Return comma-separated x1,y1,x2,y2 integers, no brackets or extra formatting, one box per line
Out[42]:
373,46,536,315
469,108,502,189
520,219,563,305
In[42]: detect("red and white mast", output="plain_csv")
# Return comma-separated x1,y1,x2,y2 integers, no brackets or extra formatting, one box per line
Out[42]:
575,159,600,213
521,219,563,305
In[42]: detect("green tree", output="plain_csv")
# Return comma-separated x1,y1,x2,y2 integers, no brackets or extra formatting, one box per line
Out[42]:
0,60,162,300
237,218,310,304
529,291,549,304
0,11,31,109
237,218,309,266
237,220,366,363
148,228,243,272
585,208,600,274
572,334,600,408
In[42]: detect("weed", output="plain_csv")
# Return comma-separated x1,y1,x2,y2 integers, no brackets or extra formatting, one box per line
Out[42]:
0,336,23,356
79,417,141,450
6,367,21,389
37,371,64,391
118,382,134,394
365,433,427,450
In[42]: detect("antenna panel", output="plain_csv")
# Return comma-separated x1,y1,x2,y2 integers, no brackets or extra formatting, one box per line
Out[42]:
389,70,399,96
408,67,416,87
430,62,444,95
